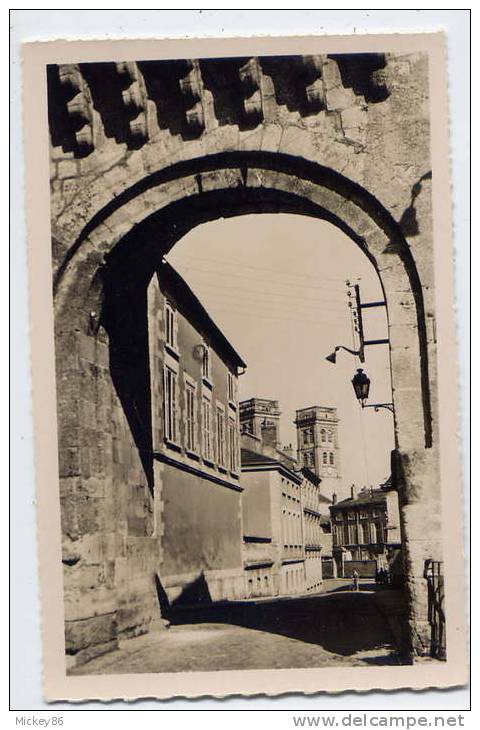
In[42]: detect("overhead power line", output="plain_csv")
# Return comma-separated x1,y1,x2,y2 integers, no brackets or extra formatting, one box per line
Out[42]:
172,274,350,313
197,292,351,323
176,263,349,299
207,307,352,327
167,252,357,288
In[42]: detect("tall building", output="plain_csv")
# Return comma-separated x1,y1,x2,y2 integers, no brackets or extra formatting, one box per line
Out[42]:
239,398,281,448
294,406,342,500
147,261,247,605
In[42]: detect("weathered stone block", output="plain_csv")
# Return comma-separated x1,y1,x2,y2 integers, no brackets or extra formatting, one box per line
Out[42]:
68,639,118,668
326,86,356,112
57,160,79,179
65,612,117,653
58,447,81,478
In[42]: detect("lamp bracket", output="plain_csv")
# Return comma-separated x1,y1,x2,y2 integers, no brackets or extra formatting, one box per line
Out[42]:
361,402,394,414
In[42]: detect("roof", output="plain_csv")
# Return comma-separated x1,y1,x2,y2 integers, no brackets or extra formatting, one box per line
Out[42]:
301,466,322,487
380,475,393,490
241,447,302,484
330,487,390,511
158,261,247,370
330,475,394,511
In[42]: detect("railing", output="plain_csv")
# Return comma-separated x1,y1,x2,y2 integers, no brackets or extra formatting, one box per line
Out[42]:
425,560,446,659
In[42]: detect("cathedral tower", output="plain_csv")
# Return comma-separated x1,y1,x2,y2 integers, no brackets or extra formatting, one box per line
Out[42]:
294,406,341,500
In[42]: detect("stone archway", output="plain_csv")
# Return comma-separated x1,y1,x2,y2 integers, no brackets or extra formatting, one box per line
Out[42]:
54,151,440,662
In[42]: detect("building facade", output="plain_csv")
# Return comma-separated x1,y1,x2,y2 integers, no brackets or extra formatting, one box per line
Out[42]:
330,481,402,578
240,399,334,599
295,406,341,501
148,261,247,604
301,468,334,590
241,432,306,597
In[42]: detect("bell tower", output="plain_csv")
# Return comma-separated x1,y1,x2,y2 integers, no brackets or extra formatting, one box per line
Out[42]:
239,398,281,448
294,406,341,500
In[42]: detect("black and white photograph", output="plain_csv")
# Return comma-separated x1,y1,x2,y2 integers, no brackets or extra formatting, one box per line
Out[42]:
21,29,467,701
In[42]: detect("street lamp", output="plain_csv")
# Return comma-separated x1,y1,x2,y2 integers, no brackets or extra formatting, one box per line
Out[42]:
325,344,364,364
351,368,370,404
351,368,394,414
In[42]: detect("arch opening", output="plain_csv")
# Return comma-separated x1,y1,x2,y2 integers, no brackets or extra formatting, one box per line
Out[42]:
54,153,433,452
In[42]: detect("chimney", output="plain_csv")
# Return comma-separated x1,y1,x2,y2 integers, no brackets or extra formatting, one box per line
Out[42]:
332,492,337,505
282,443,295,459
350,484,356,500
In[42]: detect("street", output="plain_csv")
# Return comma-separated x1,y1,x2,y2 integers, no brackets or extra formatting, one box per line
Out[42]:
70,582,405,675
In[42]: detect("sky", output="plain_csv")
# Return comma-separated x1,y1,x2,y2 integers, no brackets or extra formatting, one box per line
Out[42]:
166,213,394,500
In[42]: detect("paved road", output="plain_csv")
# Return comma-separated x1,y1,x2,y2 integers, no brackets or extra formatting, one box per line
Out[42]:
70,585,404,675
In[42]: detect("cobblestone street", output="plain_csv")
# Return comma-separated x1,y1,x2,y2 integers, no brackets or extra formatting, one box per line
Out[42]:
70,583,405,675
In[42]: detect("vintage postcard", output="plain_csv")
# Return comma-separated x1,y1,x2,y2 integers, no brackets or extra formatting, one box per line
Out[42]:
23,32,467,701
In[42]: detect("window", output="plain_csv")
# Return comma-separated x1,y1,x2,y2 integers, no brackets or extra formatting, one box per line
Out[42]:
375,522,384,544
228,372,236,402
202,396,212,461
165,301,176,349
303,428,313,445
185,381,196,452
327,429,333,443
349,524,358,544
362,523,370,544
329,452,335,465
216,407,225,467
304,451,314,467
322,451,328,465
202,346,210,381
320,428,326,443
164,366,177,442
228,416,238,472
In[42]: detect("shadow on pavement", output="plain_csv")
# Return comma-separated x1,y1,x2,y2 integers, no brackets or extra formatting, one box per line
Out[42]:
324,581,378,593
164,590,403,659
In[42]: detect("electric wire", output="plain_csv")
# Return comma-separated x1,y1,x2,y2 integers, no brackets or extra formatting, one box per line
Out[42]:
171,271,350,314
194,291,351,322
173,260,350,296
166,252,352,287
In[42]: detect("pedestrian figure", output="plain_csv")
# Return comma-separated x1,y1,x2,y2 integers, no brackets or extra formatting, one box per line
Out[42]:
352,569,359,591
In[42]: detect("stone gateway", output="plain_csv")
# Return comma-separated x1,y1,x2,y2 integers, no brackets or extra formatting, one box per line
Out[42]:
48,53,441,667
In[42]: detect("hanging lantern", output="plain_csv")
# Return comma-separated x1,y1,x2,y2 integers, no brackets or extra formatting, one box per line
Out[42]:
352,368,371,404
